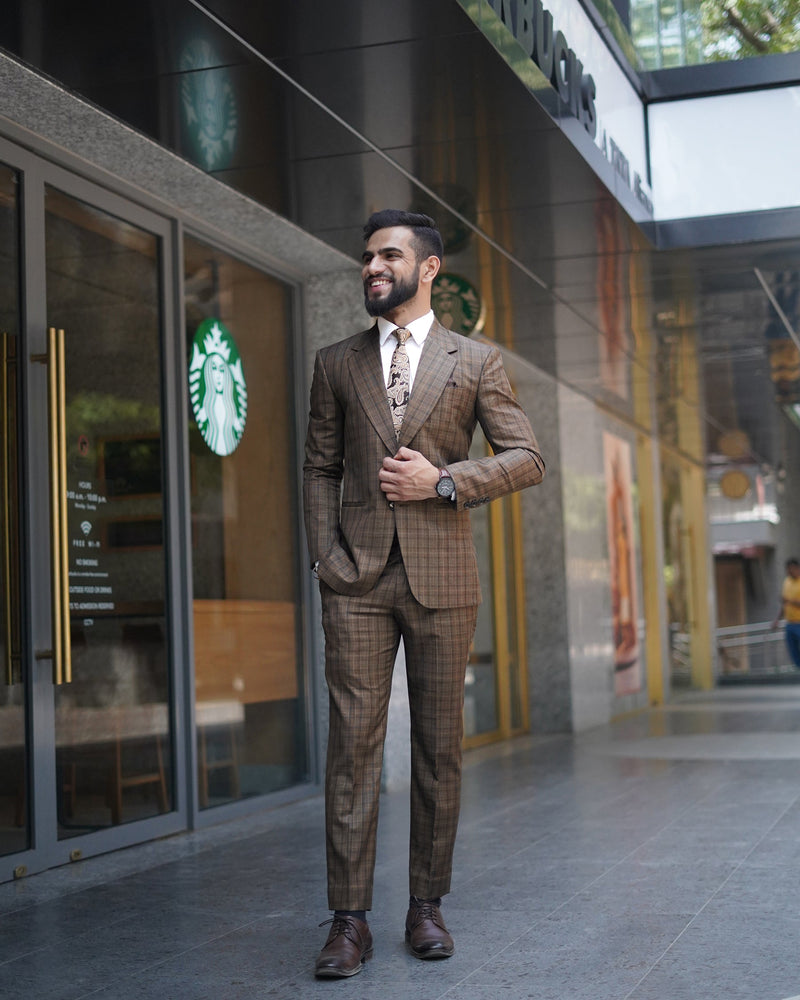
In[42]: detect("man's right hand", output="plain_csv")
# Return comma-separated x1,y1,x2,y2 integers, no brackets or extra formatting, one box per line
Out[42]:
378,448,439,501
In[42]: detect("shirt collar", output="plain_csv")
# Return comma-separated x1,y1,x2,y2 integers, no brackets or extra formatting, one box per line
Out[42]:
377,311,434,347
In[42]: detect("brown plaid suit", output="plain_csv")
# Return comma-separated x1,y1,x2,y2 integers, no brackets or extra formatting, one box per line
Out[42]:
303,319,544,910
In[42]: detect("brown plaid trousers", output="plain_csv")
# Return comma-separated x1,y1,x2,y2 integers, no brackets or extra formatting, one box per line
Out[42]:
303,320,544,909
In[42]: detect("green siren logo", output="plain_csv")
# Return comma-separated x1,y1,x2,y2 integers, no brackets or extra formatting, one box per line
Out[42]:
189,319,247,456
432,273,485,336
180,39,238,171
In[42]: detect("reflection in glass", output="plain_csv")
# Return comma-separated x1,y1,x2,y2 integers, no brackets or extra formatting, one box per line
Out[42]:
0,165,26,857
464,427,529,743
662,456,692,685
631,0,800,70
185,237,306,808
46,188,173,837
504,492,527,733
465,429,499,741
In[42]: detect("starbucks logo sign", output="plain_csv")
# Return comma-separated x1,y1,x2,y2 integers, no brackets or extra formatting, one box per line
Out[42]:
189,319,248,456
180,39,238,171
432,273,485,336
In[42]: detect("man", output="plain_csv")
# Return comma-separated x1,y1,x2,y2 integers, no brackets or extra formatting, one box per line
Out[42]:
771,558,800,669
303,209,544,978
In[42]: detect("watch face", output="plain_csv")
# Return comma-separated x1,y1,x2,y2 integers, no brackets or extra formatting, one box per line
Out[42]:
436,476,455,499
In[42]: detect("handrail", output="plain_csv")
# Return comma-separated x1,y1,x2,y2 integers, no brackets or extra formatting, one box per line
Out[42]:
716,621,782,639
715,620,794,676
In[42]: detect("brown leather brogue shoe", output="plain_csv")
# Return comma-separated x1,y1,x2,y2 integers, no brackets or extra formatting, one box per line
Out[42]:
315,915,373,978
405,901,454,959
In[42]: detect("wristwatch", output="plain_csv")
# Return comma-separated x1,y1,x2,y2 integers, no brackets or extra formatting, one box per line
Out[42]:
436,468,456,500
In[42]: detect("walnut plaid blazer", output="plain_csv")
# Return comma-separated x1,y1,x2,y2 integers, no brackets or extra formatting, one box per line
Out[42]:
303,320,544,609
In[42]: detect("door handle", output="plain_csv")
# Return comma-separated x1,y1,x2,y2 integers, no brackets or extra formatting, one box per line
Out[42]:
47,327,71,685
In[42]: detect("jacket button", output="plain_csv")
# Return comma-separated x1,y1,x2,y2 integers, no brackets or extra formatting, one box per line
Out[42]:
388,501,395,509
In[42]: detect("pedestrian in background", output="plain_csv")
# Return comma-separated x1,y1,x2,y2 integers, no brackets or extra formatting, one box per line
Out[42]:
771,557,800,669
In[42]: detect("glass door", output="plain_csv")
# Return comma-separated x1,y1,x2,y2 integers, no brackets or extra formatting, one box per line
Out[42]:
1,159,183,881
45,186,174,842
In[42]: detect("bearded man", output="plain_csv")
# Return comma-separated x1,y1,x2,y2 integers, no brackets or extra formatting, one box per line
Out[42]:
303,209,544,977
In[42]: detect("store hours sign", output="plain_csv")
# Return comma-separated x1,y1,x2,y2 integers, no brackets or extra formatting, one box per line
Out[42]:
189,319,248,456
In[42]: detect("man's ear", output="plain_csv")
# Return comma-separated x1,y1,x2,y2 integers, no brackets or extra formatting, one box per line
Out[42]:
420,255,441,285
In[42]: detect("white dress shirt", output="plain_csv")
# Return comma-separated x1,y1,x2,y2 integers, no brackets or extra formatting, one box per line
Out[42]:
377,311,434,392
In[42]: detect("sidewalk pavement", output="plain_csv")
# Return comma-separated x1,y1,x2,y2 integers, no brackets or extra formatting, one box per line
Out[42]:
3,685,800,1000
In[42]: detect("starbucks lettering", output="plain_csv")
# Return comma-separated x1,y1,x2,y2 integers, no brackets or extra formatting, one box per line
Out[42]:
487,0,597,138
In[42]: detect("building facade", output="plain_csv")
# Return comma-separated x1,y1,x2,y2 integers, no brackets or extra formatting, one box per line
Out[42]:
1,0,799,882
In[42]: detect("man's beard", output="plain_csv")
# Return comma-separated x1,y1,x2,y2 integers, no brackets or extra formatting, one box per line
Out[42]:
364,269,419,317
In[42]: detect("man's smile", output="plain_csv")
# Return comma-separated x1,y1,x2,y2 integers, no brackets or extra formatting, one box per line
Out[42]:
361,227,425,316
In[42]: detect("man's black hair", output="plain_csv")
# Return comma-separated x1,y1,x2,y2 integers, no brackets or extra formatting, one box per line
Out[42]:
363,209,444,263
787,558,800,569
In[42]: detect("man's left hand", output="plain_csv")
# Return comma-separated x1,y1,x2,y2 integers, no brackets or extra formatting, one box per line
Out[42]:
379,447,439,501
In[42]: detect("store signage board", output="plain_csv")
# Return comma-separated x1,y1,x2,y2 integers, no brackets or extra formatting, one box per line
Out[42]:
458,0,653,219
189,318,248,457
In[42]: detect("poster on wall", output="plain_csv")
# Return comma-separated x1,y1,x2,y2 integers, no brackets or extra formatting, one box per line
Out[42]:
595,199,630,400
603,432,641,695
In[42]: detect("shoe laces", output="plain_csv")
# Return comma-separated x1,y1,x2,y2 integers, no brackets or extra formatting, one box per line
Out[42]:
410,901,444,928
319,914,362,944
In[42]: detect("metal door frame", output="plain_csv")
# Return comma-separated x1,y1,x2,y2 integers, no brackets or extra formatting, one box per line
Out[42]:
0,137,191,883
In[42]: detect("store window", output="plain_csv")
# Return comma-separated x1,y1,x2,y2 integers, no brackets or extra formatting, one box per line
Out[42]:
184,237,306,807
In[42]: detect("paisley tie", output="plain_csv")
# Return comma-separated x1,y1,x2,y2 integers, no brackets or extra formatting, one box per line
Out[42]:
387,327,411,437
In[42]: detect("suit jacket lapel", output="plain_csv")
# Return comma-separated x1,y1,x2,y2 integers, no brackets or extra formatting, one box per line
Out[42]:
399,321,458,446
348,326,398,453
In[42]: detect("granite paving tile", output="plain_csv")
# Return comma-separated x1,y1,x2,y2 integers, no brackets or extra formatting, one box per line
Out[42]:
3,687,800,1000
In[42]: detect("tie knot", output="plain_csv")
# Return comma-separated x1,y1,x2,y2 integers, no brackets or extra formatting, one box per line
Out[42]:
393,327,410,346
